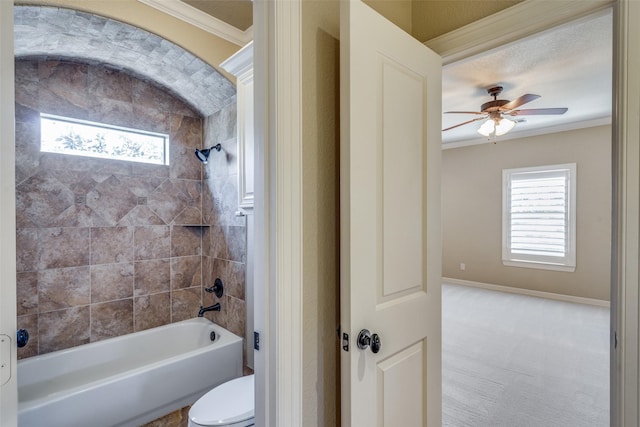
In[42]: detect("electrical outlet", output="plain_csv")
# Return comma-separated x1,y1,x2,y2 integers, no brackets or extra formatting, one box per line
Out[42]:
460,263,466,271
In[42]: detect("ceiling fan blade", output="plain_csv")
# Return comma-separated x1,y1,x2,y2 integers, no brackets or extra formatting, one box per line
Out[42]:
444,111,485,115
442,116,487,132
499,94,541,111
509,107,568,116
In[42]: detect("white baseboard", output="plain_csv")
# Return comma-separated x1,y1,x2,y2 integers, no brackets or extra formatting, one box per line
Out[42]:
442,277,611,308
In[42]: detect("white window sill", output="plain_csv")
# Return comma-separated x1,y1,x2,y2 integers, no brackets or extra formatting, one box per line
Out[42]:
503,259,576,273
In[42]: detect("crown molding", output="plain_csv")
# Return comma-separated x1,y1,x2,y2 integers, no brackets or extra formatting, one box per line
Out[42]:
221,40,253,77
426,0,613,65
442,116,612,150
137,0,253,46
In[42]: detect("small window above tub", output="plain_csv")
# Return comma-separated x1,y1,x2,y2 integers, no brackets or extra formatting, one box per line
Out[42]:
40,113,170,165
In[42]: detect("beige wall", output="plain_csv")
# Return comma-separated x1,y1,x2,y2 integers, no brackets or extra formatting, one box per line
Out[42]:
442,125,612,301
302,1,340,426
364,0,413,34
16,0,240,79
362,0,522,42
412,0,523,41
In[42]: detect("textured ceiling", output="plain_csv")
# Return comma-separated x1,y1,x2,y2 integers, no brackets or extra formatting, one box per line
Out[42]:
442,9,612,147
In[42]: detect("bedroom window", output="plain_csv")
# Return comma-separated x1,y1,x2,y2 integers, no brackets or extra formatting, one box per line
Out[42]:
40,113,169,165
502,163,576,272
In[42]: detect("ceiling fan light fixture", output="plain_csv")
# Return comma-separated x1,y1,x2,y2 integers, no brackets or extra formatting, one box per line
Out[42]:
477,119,495,137
495,117,516,136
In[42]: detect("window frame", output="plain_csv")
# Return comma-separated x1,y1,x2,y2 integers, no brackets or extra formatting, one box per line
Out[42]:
40,113,170,166
502,163,577,272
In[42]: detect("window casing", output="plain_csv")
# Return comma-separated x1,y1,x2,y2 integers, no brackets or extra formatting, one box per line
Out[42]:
40,113,169,165
502,163,576,272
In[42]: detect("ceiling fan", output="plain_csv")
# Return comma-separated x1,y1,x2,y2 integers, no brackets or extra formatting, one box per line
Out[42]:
443,86,568,137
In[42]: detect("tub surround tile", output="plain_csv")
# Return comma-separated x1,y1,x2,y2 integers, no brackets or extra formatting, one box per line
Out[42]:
131,162,170,179
91,299,134,342
118,175,166,198
54,204,112,228
203,174,244,227
170,144,201,181
17,314,38,359
134,259,171,296
134,293,170,331
130,106,171,135
14,57,245,359
172,207,203,225
171,226,202,257
91,263,134,303
204,293,226,328
203,138,237,181
37,227,90,270
208,225,227,260
134,226,170,260
16,172,76,228
225,296,246,338
88,65,133,103
39,306,90,354
171,111,204,150
16,228,38,272
202,256,214,289
86,175,138,226
132,79,198,118
147,180,189,224
117,205,166,226
171,256,202,289
226,226,247,263
38,267,91,312
90,226,133,265
14,117,41,185
38,61,91,110
211,259,245,300
16,272,38,316
89,97,137,130
171,287,202,322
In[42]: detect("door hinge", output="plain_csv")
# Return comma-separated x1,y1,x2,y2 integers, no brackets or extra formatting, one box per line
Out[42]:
254,331,260,351
614,331,618,349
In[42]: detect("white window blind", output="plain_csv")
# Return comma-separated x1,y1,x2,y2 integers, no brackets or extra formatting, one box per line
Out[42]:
502,164,576,272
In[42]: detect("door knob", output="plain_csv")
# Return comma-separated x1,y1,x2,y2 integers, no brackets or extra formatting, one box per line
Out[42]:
357,329,381,354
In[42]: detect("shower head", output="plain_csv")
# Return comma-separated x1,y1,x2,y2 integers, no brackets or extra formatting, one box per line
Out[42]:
194,144,222,164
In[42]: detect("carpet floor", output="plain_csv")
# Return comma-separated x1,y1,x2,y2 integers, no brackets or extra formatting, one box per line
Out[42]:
442,283,610,427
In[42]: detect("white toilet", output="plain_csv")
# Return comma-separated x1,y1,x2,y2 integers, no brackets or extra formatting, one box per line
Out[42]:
188,374,255,427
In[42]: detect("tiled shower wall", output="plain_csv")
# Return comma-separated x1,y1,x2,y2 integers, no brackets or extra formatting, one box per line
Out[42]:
201,101,248,365
15,58,246,361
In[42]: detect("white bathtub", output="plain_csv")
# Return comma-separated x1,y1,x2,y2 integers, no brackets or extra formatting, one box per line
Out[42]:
17,318,243,427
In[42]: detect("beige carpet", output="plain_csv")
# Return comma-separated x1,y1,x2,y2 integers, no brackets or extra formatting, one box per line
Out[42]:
442,283,609,427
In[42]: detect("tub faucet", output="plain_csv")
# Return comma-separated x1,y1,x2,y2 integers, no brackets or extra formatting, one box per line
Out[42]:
198,303,221,317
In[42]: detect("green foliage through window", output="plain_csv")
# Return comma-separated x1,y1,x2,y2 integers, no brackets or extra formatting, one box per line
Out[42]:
40,114,169,165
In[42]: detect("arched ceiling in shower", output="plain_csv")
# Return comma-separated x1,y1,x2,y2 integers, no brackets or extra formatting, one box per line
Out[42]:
13,5,236,117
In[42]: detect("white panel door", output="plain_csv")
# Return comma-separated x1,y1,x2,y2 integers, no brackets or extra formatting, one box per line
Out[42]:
340,1,442,426
0,1,18,426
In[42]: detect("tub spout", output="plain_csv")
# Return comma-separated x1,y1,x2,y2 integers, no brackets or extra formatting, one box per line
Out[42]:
198,303,221,317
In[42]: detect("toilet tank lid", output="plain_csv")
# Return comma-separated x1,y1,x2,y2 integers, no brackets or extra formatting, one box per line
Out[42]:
190,375,255,425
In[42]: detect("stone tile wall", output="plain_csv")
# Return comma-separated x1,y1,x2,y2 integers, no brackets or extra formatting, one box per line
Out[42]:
200,100,249,365
14,58,242,359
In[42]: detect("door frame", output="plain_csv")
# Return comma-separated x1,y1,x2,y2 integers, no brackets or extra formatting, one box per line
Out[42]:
0,1,17,425
255,0,636,426
424,1,628,425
